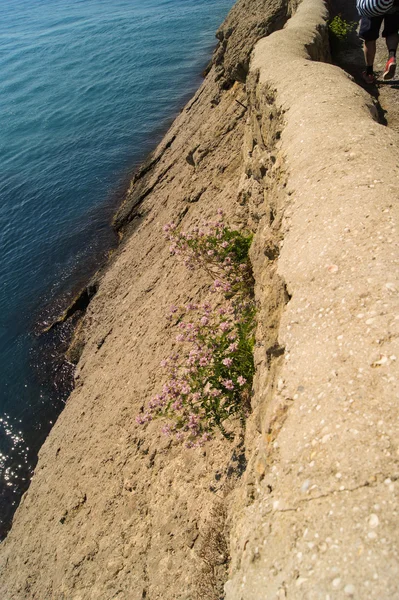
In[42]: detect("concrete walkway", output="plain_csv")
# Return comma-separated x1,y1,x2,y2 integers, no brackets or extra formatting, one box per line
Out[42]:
225,1,399,598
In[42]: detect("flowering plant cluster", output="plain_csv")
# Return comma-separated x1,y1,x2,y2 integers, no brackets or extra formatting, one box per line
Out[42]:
136,211,256,447
164,210,254,299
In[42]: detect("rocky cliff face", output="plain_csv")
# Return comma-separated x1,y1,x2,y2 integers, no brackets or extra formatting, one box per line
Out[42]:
1,1,399,599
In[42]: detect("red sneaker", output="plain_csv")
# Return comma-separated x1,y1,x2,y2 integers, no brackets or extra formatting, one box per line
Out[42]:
362,71,376,84
383,56,397,80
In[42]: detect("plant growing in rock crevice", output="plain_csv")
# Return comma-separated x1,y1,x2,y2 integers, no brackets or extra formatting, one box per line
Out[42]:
328,14,357,51
136,211,256,447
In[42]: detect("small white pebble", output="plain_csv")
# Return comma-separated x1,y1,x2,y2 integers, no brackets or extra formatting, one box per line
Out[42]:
327,264,339,273
344,584,356,596
332,577,341,589
369,514,379,529
385,282,397,292
372,355,388,366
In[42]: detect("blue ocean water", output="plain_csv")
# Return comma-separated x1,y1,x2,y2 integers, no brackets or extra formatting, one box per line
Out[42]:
0,0,233,537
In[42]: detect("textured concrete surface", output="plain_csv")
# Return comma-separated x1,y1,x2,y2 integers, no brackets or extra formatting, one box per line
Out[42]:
0,1,295,599
1,0,398,598
224,1,399,598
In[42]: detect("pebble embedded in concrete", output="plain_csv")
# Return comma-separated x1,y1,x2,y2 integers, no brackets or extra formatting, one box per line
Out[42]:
368,514,379,529
344,583,356,596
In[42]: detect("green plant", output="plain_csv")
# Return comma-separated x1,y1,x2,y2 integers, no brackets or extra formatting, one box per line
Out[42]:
328,14,357,43
136,212,256,447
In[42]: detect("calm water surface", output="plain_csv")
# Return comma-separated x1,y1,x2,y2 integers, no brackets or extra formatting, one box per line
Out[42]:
0,0,233,538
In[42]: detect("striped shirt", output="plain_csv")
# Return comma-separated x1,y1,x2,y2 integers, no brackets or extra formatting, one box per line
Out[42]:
357,0,394,17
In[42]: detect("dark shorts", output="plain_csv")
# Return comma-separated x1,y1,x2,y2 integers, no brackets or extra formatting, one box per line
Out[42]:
359,12,399,41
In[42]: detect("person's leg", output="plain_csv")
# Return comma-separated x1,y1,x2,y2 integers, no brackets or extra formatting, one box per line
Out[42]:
385,32,399,53
359,15,383,82
364,39,377,68
382,13,399,79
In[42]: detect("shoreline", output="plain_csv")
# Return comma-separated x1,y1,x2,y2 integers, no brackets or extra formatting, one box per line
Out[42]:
0,0,293,570
0,22,226,542
0,0,286,556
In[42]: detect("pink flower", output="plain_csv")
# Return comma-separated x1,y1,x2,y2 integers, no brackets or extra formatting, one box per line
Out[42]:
221,241,229,249
188,413,200,434
222,379,234,391
200,316,209,326
237,376,247,386
199,356,210,366
220,322,230,332
176,334,185,342
210,389,221,397
222,358,233,367
136,413,152,424
162,425,173,436
149,395,165,409
172,399,183,411
227,342,238,353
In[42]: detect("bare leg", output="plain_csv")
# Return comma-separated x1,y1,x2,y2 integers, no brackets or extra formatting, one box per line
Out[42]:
364,39,377,67
386,32,399,53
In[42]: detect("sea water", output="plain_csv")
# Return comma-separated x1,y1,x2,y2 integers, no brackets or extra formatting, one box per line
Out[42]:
0,0,234,538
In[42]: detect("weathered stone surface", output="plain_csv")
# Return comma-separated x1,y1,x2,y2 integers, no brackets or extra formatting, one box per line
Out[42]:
1,0,399,598
224,1,399,598
0,1,292,599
